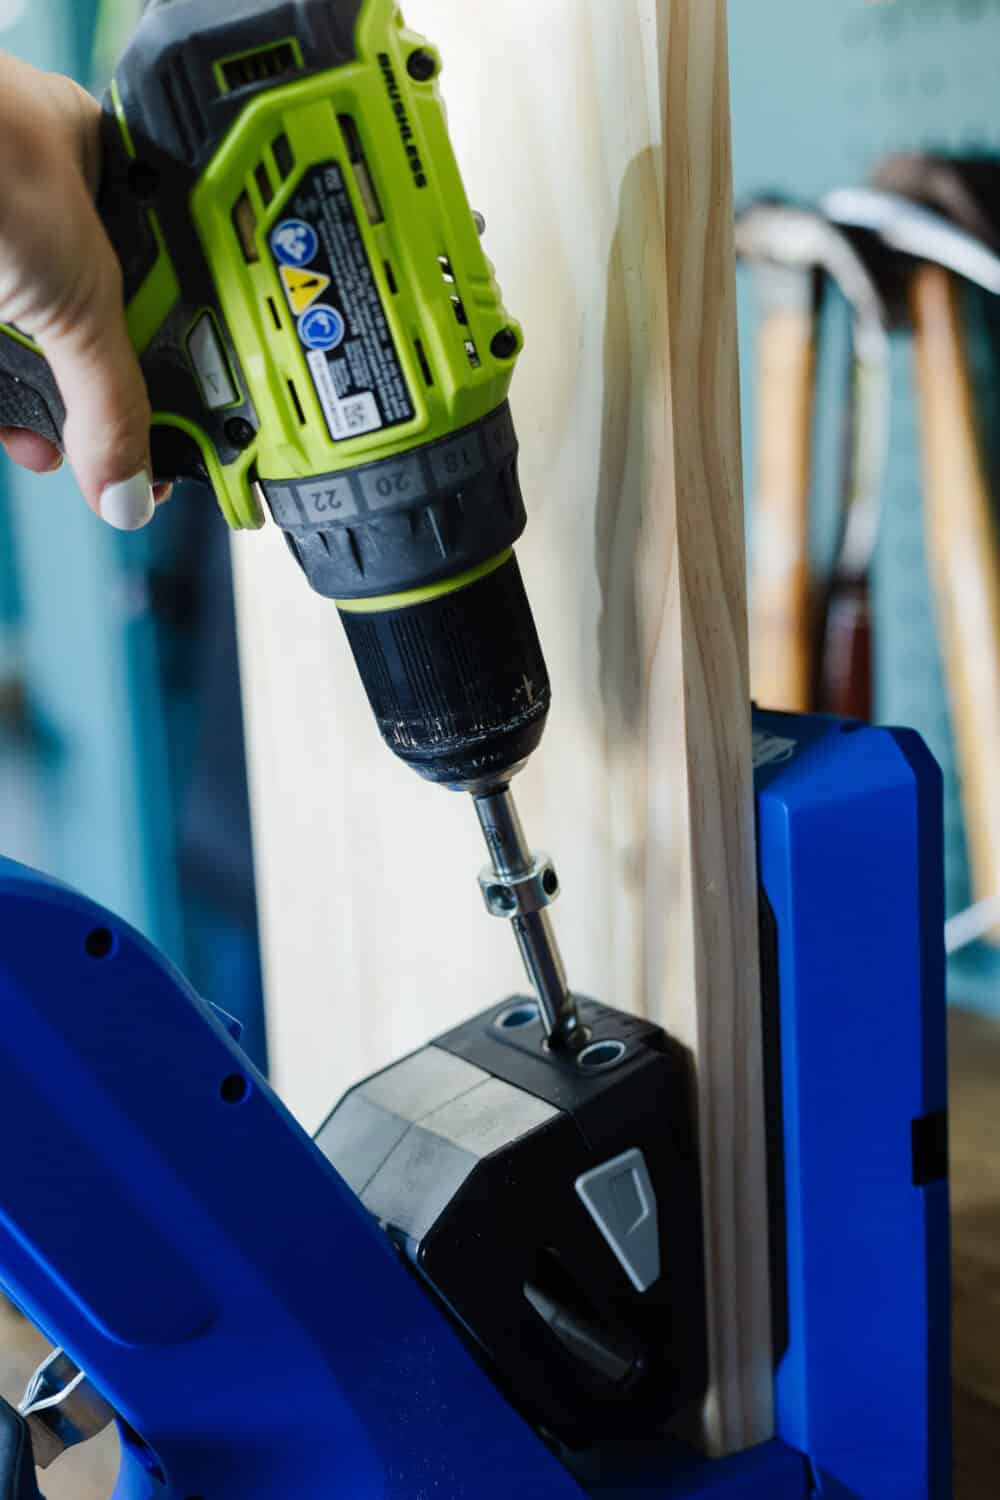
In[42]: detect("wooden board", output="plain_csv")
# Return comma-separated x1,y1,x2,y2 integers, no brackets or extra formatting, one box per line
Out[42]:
233,0,772,1455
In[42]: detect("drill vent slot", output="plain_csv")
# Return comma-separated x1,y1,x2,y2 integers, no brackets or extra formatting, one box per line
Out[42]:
338,114,384,226
219,42,301,95
414,339,434,388
287,380,307,426
384,260,399,295
267,297,283,331
233,193,259,264
272,133,295,181
255,162,275,207
439,251,478,362
160,60,206,163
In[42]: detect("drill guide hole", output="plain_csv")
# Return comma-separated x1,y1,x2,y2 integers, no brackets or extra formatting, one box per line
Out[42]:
497,1002,540,1031
220,1073,251,1106
577,1040,626,1072
84,927,116,960
542,869,559,897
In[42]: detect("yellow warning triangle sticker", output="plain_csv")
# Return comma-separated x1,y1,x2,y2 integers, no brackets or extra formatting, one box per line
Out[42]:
280,265,332,317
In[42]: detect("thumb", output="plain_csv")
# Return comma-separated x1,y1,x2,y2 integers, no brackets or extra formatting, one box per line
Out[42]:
36,222,155,531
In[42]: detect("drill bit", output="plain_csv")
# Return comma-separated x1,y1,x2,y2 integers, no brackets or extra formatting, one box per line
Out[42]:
473,786,582,1049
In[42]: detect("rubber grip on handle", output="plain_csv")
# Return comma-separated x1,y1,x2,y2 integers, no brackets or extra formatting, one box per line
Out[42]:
0,333,66,448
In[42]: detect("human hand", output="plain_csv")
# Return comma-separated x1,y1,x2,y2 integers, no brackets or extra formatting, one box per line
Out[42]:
0,54,169,528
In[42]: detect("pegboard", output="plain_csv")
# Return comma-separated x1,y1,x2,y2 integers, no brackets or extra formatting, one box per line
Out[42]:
729,0,1000,1006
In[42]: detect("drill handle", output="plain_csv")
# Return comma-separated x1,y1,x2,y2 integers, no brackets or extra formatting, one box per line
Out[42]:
0,330,66,450
0,103,211,492
0,320,202,488
0,99,132,456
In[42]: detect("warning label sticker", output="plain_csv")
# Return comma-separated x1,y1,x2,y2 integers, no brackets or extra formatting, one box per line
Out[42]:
270,165,414,443
280,264,331,317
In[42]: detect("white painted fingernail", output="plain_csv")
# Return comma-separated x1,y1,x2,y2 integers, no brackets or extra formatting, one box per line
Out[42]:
100,471,155,531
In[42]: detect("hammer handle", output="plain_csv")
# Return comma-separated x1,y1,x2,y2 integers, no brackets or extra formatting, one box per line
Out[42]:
750,307,816,712
912,263,1000,938
817,355,889,722
817,578,872,720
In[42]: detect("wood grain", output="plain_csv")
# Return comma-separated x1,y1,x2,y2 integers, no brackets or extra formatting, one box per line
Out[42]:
234,0,771,1455
749,307,816,712
653,0,772,1452
912,265,1000,941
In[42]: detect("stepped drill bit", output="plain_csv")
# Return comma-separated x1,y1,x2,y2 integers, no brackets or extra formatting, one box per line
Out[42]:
473,786,582,1049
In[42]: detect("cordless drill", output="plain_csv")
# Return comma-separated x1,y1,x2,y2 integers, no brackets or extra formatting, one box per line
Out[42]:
0,0,580,1045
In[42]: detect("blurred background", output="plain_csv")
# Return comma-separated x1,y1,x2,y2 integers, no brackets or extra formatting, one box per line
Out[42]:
1,0,1000,1494
0,0,267,1075
731,0,1000,1011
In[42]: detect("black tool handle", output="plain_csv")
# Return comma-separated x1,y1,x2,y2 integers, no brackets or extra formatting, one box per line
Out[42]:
0,103,204,489
0,104,161,457
0,331,66,447
0,1398,41,1500
0,326,206,488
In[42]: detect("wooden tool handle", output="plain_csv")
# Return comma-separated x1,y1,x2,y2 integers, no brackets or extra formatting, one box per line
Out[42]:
817,577,872,720
912,263,1000,936
750,307,816,712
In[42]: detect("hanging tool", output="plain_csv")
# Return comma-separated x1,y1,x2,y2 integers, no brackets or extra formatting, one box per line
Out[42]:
0,0,581,1045
736,203,819,712
735,202,889,718
872,156,1000,880
827,180,1000,937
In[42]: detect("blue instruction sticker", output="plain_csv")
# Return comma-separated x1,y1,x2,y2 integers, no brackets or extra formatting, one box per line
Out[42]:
299,304,346,351
271,219,319,268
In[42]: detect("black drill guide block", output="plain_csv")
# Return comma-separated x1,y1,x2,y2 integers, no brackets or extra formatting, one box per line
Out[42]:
317,996,708,1448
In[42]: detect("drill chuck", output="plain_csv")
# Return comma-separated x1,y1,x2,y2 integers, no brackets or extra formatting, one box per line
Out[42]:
339,552,550,788
262,403,549,788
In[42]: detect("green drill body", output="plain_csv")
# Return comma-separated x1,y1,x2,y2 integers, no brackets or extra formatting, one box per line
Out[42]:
0,0,551,790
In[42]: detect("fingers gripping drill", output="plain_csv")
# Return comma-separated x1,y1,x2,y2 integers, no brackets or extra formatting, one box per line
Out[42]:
0,0,582,1046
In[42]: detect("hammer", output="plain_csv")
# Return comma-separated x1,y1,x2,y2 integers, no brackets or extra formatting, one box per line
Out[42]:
735,202,889,716
827,178,1000,939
